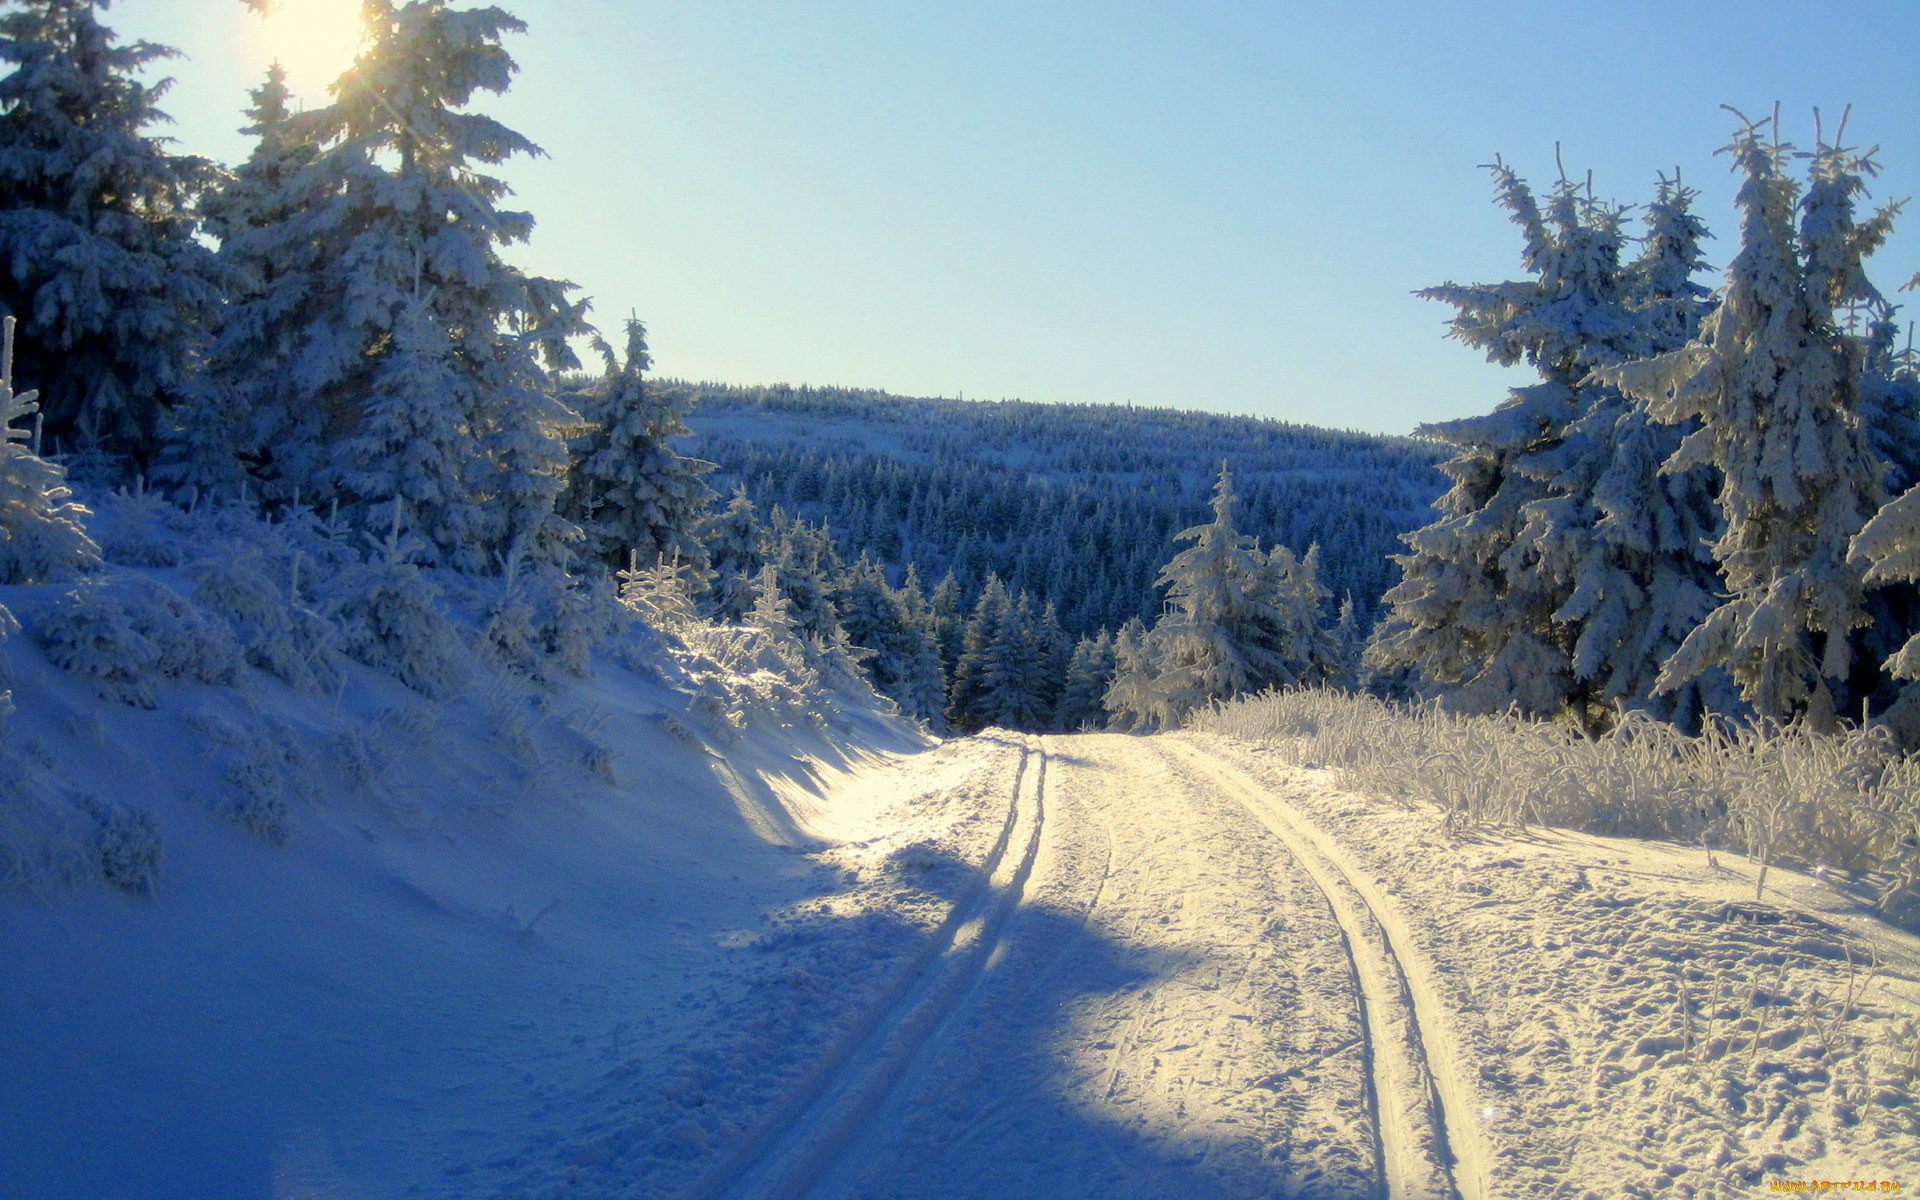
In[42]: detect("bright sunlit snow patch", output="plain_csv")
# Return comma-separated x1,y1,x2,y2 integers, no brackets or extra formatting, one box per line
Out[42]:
254,0,364,99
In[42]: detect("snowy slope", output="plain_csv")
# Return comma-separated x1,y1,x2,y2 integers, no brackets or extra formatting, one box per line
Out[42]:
0,561,948,1198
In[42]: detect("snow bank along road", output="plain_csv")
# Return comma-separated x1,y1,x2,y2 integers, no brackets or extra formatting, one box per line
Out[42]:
654,729,1920,1200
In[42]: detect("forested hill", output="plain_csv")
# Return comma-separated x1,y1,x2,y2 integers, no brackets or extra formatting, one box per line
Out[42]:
671,381,1449,639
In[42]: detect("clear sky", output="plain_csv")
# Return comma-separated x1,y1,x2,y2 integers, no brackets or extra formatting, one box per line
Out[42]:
109,0,1920,435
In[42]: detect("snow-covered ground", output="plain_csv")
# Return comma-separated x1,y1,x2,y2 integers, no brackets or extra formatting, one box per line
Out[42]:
6,706,1919,1196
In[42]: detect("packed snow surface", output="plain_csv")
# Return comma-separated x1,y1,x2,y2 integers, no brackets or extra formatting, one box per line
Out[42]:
5,720,1919,1198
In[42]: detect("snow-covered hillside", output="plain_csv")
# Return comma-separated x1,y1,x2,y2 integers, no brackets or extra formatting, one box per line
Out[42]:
674,381,1446,638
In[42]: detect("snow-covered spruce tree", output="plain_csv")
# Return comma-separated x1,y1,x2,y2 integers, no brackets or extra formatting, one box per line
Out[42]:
1369,164,1650,719
1133,467,1326,725
559,319,715,572
972,592,1061,730
1262,542,1343,686
233,0,589,569
835,554,944,723
887,564,949,725
1370,162,1739,727
1101,616,1159,732
765,508,843,643
746,561,800,646
0,316,98,584
1055,629,1116,731
699,486,767,623
1513,174,1738,731
332,499,464,696
1604,114,1898,727
927,570,966,677
159,63,318,493
947,573,1010,731
0,0,221,470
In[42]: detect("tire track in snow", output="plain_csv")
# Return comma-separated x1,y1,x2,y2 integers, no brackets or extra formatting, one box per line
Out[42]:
685,733,1050,1200
1157,737,1485,1200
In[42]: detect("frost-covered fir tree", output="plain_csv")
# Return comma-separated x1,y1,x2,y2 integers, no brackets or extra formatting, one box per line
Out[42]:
221,0,590,568
1605,114,1898,726
1125,468,1323,724
700,486,767,623
560,320,715,571
746,561,800,645
947,574,1011,731
765,508,843,642
0,0,221,468
887,564,949,725
973,592,1060,730
928,571,966,676
1369,161,1743,726
835,554,945,723
0,316,97,584
1102,617,1158,732
1510,174,1737,730
1055,629,1116,731
160,62,319,492
1370,164,1650,718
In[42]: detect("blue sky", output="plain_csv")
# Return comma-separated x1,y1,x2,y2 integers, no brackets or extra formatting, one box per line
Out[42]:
115,0,1919,435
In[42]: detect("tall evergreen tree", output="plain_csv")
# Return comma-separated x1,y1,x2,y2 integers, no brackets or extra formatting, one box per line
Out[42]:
560,319,715,571
219,0,590,568
0,0,222,469
1370,165,1648,717
1102,616,1158,732
1148,469,1296,713
158,63,316,492
1515,175,1736,730
700,485,767,622
1606,114,1897,726
1055,629,1116,731
947,573,1010,731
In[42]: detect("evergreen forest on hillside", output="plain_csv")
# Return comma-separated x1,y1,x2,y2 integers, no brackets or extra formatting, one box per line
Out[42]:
675,383,1446,640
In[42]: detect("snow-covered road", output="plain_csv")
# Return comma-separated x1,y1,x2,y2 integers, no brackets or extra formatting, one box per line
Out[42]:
7,719,1916,1198
661,730,1920,1200
693,732,1469,1199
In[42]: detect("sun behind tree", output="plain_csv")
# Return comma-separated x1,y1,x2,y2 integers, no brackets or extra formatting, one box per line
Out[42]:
252,0,365,98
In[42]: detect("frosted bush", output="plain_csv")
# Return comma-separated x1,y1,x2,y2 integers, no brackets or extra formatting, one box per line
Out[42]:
329,518,465,698
186,545,340,693
0,766,90,889
216,743,290,845
86,485,190,568
39,584,163,706
40,576,245,705
1193,687,1920,911
79,797,162,894
0,316,100,585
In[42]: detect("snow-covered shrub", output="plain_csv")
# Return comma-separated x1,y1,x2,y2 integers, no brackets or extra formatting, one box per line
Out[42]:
39,574,249,705
0,317,100,585
80,797,162,895
215,741,290,846
0,765,87,889
542,573,618,680
39,584,160,707
184,543,339,693
85,485,191,568
617,552,705,630
330,512,465,698
478,566,543,680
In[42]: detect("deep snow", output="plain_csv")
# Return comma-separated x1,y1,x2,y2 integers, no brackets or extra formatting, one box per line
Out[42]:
4,669,1919,1197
